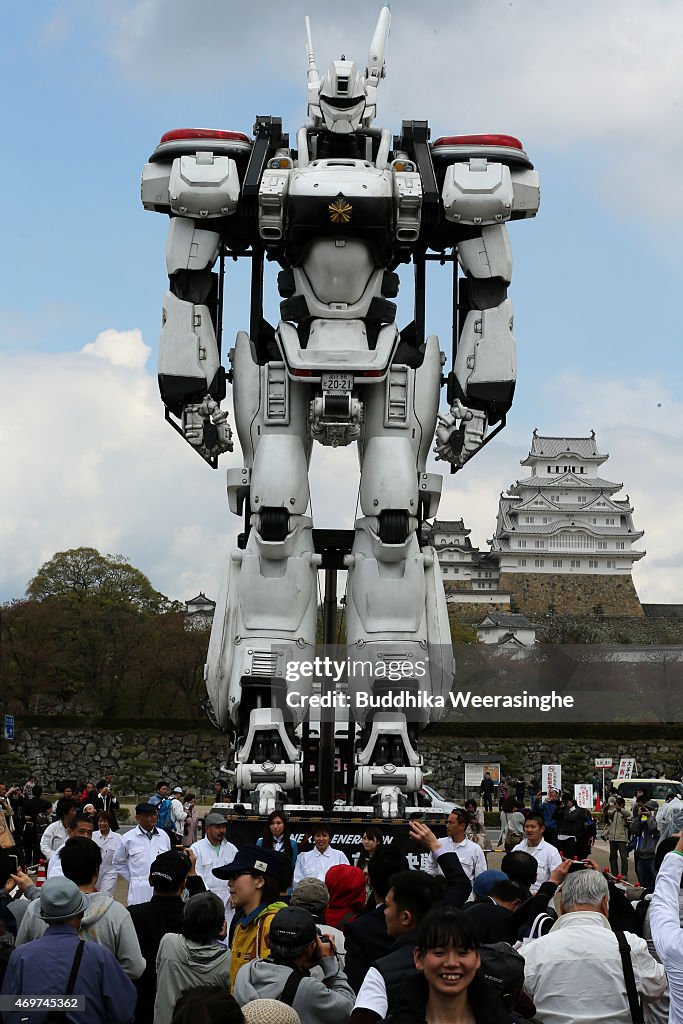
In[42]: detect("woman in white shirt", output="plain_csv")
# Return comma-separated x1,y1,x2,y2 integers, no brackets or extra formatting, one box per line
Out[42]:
93,809,123,895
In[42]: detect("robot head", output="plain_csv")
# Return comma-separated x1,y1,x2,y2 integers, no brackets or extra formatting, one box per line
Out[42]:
319,58,367,134
305,6,390,133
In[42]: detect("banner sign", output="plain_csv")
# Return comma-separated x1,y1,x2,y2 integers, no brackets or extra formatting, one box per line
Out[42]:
617,758,636,780
542,763,562,793
595,758,613,769
574,783,594,809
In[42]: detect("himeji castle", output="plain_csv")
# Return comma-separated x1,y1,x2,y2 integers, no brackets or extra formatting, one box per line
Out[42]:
489,430,646,615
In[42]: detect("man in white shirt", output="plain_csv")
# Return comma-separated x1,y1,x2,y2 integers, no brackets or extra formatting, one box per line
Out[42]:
112,802,171,905
650,832,683,1023
424,809,487,884
39,798,78,862
170,787,187,843
190,811,238,921
46,815,94,879
512,814,562,893
522,867,666,1024
293,824,349,884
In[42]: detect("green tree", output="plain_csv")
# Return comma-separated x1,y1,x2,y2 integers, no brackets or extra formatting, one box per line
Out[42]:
27,547,169,613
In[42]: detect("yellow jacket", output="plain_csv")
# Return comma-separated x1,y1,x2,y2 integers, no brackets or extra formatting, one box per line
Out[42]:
229,900,287,990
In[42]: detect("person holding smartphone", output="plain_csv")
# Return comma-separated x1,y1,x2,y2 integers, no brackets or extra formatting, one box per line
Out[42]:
233,904,355,1024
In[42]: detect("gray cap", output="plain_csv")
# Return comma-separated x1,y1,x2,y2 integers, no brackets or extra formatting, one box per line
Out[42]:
204,811,229,826
39,878,90,922
291,876,329,911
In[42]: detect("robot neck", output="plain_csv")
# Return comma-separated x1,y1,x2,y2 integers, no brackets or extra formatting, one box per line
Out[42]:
314,131,375,161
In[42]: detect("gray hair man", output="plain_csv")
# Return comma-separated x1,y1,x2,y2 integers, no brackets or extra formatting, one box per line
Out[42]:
521,866,667,1023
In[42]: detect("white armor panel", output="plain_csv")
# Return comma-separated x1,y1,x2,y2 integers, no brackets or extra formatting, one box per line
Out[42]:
454,298,516,392
166,218,221,275
141,161,171,211
359,436,418,514
158,291,220,388
289,159,393,202
251,434,310,516
442,160,514,225
169,153,240,218
511,167,541,219
298,239,376,305
457,224,512,283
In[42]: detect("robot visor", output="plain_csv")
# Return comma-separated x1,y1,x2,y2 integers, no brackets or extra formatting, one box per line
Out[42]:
320,95,365,109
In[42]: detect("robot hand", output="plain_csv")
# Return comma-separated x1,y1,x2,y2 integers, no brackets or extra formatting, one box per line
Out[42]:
433,399,487,469
182,396,234,460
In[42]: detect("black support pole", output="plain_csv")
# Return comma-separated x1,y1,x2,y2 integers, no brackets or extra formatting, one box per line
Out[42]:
318,566,337,813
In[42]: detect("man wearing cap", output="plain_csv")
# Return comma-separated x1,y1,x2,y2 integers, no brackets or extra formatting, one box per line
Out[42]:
233,904,355,1024
169,787,187,844
290,877,347,971
190,811,238,922
213,844,288,988
0,877,137,1024
112,802,171,905
128,850,207,1023
293,825,349,885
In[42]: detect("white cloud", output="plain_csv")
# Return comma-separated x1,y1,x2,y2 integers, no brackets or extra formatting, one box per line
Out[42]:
82,328,151,369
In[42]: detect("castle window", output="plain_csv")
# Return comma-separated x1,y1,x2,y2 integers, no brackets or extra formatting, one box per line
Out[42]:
520,558,527,566
535,540,544,548
553,559,563,567
570,559,581,568
616,541,625,549
535,559,544,567
606,559,616,569
589,559,598,568
597,541,607,550
606,517,615,525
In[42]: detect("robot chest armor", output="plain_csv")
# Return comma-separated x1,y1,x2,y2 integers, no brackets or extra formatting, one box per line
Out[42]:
285,160,394,264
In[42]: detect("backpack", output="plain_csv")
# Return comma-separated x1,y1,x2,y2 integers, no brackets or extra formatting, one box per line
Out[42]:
156,798,172,830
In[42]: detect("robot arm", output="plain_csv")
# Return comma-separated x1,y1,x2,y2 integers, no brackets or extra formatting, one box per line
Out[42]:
159,217,233,461
429,136,540,469
142,134,246,462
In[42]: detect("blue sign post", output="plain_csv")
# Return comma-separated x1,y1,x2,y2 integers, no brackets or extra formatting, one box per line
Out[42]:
3,715,14,741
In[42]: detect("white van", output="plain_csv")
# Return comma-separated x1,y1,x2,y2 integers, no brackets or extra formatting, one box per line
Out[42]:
611,778,683,812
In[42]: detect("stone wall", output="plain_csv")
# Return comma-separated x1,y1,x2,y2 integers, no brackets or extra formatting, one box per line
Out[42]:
8,725,682,802
446,600,511,622
498,572,644,618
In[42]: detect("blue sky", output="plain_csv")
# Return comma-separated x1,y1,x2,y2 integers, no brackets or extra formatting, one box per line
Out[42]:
2,1,682,603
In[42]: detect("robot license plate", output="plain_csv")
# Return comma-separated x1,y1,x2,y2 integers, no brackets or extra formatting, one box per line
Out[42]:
321,372,354,392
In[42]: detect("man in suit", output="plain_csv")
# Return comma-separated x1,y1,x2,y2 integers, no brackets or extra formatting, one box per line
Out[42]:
344,846,409,992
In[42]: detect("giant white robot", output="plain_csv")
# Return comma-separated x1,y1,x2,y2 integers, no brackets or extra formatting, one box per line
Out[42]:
142,6,539,816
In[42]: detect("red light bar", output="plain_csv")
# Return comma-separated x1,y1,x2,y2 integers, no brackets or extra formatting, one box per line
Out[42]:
159,128,251,145
292,369,313,377
433,134,524,150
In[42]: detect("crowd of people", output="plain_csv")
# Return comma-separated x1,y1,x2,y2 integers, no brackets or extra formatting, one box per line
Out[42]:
2,777,683,1023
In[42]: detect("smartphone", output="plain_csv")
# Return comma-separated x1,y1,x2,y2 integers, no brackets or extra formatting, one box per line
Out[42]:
0,852,19,886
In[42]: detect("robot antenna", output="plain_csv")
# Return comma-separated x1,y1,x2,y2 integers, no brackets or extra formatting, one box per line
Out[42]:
367,4,391,87
304,16,320,85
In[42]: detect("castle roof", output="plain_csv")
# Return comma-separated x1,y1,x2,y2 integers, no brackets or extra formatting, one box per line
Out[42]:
522,430,608,465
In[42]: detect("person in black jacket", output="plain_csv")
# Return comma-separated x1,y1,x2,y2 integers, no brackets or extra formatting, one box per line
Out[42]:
350,824,473,1024
388,907,514,1024
345,847,410,992
128,848,206,1022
